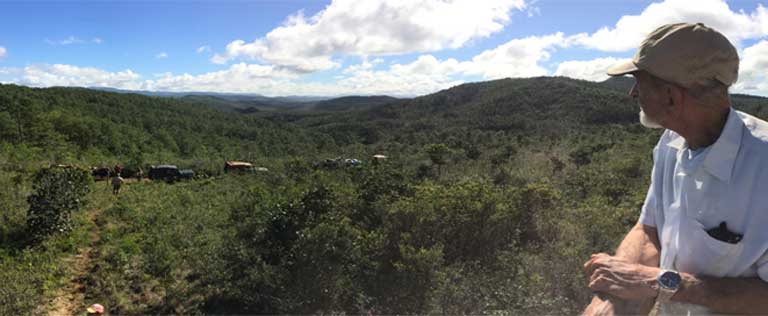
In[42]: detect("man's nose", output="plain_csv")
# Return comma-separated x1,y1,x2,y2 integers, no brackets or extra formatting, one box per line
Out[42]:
629,83,639,99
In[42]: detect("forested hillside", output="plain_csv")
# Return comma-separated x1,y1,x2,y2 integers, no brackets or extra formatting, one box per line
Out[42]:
311,95,401,112
0,84,334,167
1,77,766,315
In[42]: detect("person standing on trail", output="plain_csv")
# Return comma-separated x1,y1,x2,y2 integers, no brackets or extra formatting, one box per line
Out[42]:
111,173,124,195
86,303,105,315
582,22,768,315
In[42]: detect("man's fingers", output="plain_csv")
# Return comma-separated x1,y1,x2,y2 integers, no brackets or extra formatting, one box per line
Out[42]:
588,276,604,291
589,275,616,293
592,253,609,260
583,254,602,269
590,267,608,283
582,295,617,316
584,259,600,277
584,254,611,276
583,257,595,274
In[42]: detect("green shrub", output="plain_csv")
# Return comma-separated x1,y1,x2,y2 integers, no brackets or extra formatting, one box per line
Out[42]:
25,165,91,243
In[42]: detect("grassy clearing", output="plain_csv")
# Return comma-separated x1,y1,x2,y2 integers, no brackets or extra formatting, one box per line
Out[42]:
83,177,247,314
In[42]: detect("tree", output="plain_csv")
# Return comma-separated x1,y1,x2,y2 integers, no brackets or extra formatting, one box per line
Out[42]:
0,96,44,144
0,95,23,143
424,143,451,176
0,111,15,140
25,166,91,243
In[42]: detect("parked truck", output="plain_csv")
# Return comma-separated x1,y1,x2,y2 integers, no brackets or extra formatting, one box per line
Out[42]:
149,165,195,182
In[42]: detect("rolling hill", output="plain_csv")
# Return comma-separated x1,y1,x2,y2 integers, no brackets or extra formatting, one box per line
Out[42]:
311,95,402,112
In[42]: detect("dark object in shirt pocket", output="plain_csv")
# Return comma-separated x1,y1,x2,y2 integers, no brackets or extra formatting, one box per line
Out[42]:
705,221,743,244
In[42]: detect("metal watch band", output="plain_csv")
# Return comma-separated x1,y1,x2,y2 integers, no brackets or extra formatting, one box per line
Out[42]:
649,289,675,316
657,286,677,302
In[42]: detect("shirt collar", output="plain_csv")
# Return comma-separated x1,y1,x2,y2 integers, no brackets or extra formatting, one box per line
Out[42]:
666,134,686,150
702,108,743,182
665,108,742,182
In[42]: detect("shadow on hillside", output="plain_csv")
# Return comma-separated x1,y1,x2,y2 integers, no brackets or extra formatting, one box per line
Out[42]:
0,225,33,253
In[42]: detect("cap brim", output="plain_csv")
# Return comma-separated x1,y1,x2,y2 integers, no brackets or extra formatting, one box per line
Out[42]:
87,308,96,313
606,60,639,76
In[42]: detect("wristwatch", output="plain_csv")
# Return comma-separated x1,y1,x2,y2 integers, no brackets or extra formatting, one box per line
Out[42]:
649,269,682,316
657,269,682,302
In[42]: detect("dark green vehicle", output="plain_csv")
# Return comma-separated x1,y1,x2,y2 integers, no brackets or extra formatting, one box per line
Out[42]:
149,165,195,182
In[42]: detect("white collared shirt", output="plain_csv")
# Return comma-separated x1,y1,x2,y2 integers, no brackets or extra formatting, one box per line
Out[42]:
639,108,768,314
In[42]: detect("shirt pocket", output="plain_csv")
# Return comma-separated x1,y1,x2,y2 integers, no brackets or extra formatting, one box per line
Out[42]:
677,218,743,276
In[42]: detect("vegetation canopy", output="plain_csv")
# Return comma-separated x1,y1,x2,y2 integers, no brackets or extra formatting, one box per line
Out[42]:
0,76,766,314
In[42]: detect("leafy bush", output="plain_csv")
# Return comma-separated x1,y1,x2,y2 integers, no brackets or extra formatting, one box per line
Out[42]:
26,166,91,243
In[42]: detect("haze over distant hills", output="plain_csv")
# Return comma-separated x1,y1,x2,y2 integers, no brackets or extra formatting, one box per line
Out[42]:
88,86,406,113
90,76,767,117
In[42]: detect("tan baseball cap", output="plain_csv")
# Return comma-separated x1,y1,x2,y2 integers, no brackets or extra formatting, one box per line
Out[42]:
607,22,739,87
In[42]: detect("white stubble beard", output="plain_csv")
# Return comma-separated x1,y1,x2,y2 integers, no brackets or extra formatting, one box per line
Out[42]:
639,110,664,129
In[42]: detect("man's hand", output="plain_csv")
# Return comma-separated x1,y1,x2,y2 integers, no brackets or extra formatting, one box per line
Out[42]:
581,224,660,315
582,294,617,316
583,253,660,301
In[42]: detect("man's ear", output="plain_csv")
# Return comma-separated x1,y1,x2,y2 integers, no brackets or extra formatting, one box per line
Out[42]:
666,85,686,114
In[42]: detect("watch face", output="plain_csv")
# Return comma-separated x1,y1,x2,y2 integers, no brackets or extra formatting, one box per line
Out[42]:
659,271,682,289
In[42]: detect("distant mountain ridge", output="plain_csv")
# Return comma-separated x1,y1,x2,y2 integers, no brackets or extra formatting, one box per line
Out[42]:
311,95,401,112
599,76,634,93
277,76,768,148
3,77,766,160
88,86,329,102
88,87,406,113
88,77,766,118
89,87,331,112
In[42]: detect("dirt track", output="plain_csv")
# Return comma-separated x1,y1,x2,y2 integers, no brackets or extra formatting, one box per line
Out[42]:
45,191,112,316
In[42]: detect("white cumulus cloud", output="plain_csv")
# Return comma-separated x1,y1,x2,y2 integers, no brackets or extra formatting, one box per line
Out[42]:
142,63,298,93
337,55,465,96
571,0,768,52
330,32,572,96
14,64,142,90
156,52,168,59
211,0,526,72
211,39,334,73
462,32,569,79
554,57,632,82
2,59,460,96
0,46,6,59
0,30,579,97
733,40,768,96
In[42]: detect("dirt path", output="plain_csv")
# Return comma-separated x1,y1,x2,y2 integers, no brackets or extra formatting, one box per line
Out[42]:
45,192,112,316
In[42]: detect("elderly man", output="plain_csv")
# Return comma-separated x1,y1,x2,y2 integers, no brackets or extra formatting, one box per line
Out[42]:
582,23,768,315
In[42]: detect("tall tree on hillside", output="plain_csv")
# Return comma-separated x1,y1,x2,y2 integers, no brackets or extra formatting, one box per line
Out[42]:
0,110,14,141
0,96,41,144
0,95,22,143
425,143,451,176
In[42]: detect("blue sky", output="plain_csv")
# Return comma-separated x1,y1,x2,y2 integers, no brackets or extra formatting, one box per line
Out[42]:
0,0,766,96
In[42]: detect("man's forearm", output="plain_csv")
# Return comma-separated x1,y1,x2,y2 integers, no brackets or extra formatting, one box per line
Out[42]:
583,223,660,315
674,273,768,314
614,223,660,266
